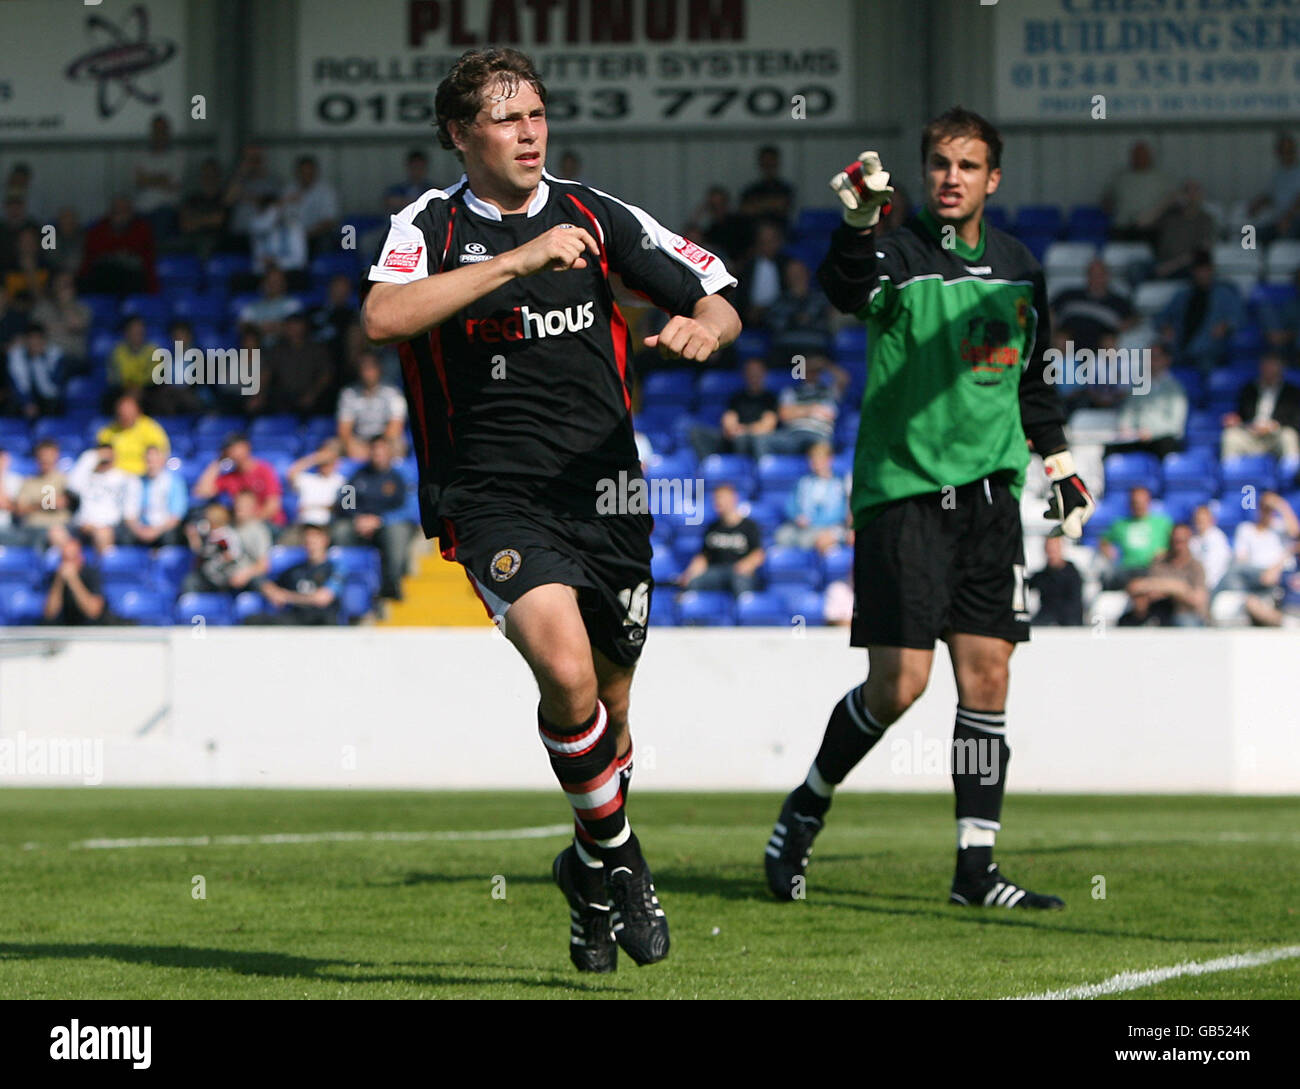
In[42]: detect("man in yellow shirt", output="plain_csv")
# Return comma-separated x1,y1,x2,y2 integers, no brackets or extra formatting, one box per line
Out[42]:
106,315,160,405
97,391,169,476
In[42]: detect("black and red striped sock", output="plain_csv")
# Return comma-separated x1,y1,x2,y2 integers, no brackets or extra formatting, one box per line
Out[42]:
539,701,640,872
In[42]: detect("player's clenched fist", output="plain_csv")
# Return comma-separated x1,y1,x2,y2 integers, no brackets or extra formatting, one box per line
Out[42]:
830,151,894,230
645,315,720,363
506,224,600,277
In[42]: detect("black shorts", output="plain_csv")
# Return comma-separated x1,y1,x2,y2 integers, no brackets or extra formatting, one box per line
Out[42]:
444,505,654,667
850,476,1030,649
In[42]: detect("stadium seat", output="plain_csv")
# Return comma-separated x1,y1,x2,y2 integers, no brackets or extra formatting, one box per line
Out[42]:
648,590,677,626
1042,241,1097,278
833,326,866,359
821,544,852,584
170,292,229,327
268,546,307,579
1,586,46,624
1015,205,1063,237
676,589,735,626
157,254,204,290
121,294,171,326
1220,455,1278,495
795,208,842,238
205,254,253,289
736,590,791,626
645,451,695,484
338,577,374,622
194,415,245,446
153,545,192,589
174,592,234,626
650,550,679,583
1214,500,1252,535
1163,448,1219,492
1103,451,1161,497
1185,409,1223,449
108,588,170,626
1100,240,1154,283
1170,366,1204,407
1065,205,1109,243
329,546,381,592
1088,491,1132,535
310,252,360,281
763,546,821,589
1017,233,1055,264
745,497,786,538
82,293,121,330
734,328,771,361
1229,325,1264,358
1265,239,1300,283
234,590,270,623
1161,490,1210,524
756,454,808,495
1133,280,1182,317
699,453,754,495
0,418,30,446
641,369,695,406
99,547,154,587
697,370,745,398
1248,281,1296,313
671,530,704,567
1212,241,1262,282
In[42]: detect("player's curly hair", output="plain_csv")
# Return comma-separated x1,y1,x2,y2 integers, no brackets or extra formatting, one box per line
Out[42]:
921,106,1003,170
435,48,548,158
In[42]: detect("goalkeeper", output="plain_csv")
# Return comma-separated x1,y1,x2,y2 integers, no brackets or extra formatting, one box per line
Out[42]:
764,107,1094,910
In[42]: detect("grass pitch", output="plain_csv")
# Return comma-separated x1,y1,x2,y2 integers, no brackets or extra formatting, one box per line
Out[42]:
0,790,1295,999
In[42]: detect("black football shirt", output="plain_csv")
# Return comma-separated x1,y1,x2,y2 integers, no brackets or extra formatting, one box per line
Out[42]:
365,172,736,546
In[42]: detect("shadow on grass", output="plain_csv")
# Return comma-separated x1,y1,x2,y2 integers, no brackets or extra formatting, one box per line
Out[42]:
0,942,621,993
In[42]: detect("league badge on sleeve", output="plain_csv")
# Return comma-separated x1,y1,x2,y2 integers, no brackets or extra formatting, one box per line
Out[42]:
384,241,425,273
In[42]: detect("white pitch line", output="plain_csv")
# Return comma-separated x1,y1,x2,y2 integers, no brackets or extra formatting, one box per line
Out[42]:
37,824,573,851
1010,944,1300,1000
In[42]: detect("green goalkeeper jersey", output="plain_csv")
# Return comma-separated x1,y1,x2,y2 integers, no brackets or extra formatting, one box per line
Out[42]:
818,206,1067,527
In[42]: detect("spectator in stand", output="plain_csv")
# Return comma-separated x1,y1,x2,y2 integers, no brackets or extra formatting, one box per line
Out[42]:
0,190,39,271
1223,492,1299,593
283,438,346,543
266,311,335,416
78,195,157,295
30,270,90,371
769,352,848,455
49,207,84,276
1149,180,1216,280
134,114,183,241
1051,258,1137,352
674,482,765,594
248,193,308,278
58,441,133,554
310,273,359,368
105,315,160,408
775,442,849,555
765,259,831,357
1118,522,1209,627
1099,485,1173,589
4,225,49,301
689,356,779,460
1248,131,1300,243
384,149,432,214
732,220,788,327
0,285,28,359
223,143,284,245
332,435,411,601
13,439,71,548
243,522,342,625
1102,140,1175,244
1259,266,1300,364
178,157,231,258
1104,344,1187,459
228,323,267,416
1157,250,1244,373
1189,503,1232,596
1243,569,1300,627
683,185,752,266
238,265,302,343
97,391,169,476
282,154,340,258
1220,351,1300,462
42,538,106,626
4,164,33,211
182,492,271,595
1028,535,1085,626
193,433,285,527
739,145,795,230
143,320,205,416
124,444,187,548
337,351,407,459
0,447,23,545
6,322,63,418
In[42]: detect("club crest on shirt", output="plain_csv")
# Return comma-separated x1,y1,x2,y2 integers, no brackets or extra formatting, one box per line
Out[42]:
384,242,423,272
490,549,522,582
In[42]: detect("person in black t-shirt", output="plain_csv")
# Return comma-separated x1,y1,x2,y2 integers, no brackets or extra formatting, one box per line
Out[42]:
244,523,342,625
1049,258,1136,352
690,357,780,460
1027,535,1085,627
675,483,765,594
360,47,740,973
42,539,106,625
739,146,796,231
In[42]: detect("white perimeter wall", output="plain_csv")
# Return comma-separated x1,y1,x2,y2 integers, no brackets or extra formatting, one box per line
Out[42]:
0,629,1297,794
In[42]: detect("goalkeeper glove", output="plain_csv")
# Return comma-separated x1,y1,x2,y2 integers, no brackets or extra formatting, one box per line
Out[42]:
1042,450,1096,540
830,151,894,230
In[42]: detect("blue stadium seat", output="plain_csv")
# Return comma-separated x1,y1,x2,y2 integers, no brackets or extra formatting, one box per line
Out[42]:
268,545,307,579
832,450,854,478
205,254,253,288
82,293,121,330
1015,205,1064,237
763,546,821,589
821,544,852,584
756,454,808,495
338,576,373,622
795,208,842,238
1229,325,1264,358
65,375,107,412
983,206,1011,233
745,497,787,538
250,434,302,459
671,530,704,566
1017,232,1056,263
1088,491,1132,534
108,588,170,625
1065,205,1109,242
1103,452,1162,497
780,587,826,625
233,590,269,623
194,415,245,445
833,326,867,359
1163,448,1219,492
310,252,360,281
174,592,234,626
648,590,677,626
697,370,745,398
329,546,381,592
650,550,679,583
636,404,684,436
736,590,790,626
121,294,171,326
1170,367,1204,407
734,328,771,361
99,547,154,587
1215,499,1252,534
0,418,30,446
1185,409,1223,449
1220,455,1278,495
152,545,192,589
641,369,696,406
169,292,229,327
301,416,337,447
1,586,46,624
676,589,736,626
157,254,204,290
0,546,39,581
1161,491,1210,525
645,451,696,484
699,453,754,496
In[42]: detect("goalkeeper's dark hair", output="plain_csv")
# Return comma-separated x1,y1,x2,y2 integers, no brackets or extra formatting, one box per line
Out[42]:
921,106,1003,171
435,48,547,160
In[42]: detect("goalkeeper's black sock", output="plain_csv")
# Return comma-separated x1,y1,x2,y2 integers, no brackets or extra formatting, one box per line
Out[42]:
539,701,640,872
951,706,1009,877
616,743,633,805
790,684,888,819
